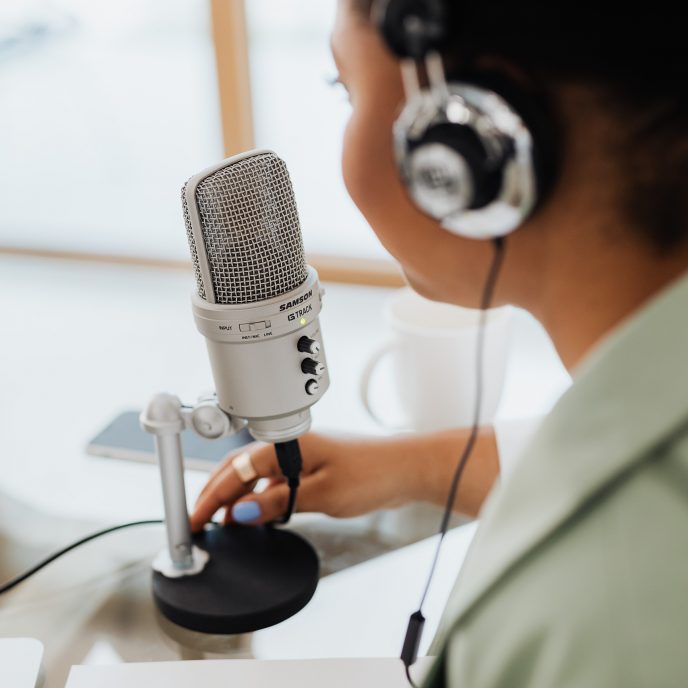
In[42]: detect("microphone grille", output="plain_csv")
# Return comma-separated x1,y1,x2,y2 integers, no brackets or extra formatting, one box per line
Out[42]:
183,152,307,304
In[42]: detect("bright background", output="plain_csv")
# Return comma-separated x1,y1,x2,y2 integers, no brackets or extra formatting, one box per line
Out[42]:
0,0,385,260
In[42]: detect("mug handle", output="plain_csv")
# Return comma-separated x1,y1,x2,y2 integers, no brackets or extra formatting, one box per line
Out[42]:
359,342,407,431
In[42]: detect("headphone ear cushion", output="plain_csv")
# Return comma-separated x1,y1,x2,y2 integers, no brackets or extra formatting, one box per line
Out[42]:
412,123,507,210
452,71,560,210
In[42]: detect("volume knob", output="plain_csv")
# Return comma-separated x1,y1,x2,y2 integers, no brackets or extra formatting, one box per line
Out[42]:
301,358,325,376
297,336,320,355
305,379,320,396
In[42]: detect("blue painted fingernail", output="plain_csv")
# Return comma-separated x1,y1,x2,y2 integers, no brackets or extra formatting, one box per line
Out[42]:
232,501,261,523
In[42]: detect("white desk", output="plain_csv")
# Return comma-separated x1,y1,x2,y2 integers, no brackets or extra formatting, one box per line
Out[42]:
61,523,478,687
0,254,569,687
252,522,479,659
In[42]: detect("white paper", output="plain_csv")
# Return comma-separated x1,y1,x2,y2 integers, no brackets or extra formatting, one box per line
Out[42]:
0,638,43,688
66,657,435,688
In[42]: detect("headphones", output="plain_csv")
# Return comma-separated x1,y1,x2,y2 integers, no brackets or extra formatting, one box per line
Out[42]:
373,0,559,240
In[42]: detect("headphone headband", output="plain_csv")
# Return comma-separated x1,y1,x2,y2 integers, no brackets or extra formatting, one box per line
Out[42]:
373,0,448,59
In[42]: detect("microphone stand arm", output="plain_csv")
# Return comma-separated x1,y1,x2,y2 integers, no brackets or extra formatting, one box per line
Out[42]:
140,393,246,577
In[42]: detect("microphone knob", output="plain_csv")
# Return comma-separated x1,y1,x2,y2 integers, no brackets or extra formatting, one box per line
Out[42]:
305,379,320,396
301,358,325,377
297,336,320,355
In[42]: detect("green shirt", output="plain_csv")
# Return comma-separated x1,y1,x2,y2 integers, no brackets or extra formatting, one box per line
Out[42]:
426,271,688,687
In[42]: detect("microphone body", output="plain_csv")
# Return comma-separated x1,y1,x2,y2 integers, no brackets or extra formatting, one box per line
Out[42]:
182,149,330,443
191,269,327,442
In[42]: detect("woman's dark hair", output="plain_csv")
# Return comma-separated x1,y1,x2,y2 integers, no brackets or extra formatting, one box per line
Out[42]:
357,1,688,252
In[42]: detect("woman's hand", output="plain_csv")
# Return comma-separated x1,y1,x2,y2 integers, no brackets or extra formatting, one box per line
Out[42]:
190,427,500,530
189,433,424,530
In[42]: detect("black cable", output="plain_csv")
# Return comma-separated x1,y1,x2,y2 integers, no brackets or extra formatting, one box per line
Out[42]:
401,237,506,682
1,443,305,594
275,439,303,525
0,519,163,596
281,488,298,525
405,662,419,688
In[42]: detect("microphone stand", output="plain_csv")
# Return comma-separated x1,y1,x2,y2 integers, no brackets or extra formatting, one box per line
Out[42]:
141,393,242,576
140,392,319,635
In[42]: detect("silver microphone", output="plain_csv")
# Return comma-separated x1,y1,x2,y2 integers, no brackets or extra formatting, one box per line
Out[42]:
182,149,330,444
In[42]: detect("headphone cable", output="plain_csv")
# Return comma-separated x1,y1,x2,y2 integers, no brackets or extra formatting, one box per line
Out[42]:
401,237,506,687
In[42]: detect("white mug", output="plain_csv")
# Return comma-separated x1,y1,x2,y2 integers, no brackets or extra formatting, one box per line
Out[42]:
360,288,512,432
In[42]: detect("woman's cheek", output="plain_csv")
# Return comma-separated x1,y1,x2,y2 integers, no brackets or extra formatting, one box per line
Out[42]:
341,107,386,218
341,104,409,246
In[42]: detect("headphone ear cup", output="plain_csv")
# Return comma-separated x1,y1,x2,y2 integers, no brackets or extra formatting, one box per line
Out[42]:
456,72,560,212
394,75,559,238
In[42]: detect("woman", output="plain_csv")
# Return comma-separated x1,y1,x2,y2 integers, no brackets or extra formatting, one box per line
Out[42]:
192,1,688,685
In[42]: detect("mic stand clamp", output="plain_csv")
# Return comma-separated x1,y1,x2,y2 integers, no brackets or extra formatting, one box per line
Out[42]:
140,393,245,578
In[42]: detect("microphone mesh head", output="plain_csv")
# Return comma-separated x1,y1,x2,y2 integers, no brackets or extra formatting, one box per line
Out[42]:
183,152,307,304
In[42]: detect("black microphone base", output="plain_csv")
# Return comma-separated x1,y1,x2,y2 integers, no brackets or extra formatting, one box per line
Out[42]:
152,523,319,634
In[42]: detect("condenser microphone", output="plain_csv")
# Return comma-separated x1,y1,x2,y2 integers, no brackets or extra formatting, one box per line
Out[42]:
144,150,325,636
182,149,330,444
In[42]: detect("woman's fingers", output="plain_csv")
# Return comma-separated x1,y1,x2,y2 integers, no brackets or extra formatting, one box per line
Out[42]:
190,444,282,532
195,441,260,503
227,473,327,525
227,484,291,525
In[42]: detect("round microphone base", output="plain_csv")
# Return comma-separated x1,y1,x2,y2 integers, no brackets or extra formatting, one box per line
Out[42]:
152,524,319,635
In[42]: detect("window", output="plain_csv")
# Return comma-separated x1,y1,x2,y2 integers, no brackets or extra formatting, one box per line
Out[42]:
245,0,387,259
0,0,222,259
0,0,397,281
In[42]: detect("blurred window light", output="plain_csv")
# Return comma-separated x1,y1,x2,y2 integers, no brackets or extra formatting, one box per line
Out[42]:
0,0,386,261
0,0,223,259
246,0,386,259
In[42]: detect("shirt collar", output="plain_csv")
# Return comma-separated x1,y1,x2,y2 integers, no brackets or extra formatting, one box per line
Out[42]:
440,269,688,629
